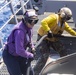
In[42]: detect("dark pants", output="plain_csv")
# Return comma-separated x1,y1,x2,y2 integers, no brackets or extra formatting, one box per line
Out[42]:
2,50,28,75
33,34,67,75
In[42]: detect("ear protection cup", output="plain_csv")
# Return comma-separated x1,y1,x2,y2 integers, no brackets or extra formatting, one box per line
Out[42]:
60,12,66,18
23,11,29,22
23,15,28,22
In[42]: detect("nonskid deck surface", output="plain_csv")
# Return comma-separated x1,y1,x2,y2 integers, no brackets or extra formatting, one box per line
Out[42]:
0,12,76,75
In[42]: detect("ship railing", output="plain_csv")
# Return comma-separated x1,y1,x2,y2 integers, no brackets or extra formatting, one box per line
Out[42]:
0,0,33,65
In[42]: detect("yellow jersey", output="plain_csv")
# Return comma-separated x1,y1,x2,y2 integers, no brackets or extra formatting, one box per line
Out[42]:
37,13,76,41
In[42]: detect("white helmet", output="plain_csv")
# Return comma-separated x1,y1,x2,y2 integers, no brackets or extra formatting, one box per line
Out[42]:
23,10,38,24
59,7,72,20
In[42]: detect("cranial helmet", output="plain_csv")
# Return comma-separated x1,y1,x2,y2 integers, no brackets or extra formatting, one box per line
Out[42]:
23,10,38,24
59,7,72,20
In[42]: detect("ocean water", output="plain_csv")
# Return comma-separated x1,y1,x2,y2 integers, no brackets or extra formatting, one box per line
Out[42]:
0,0,18,58
0,0,19,41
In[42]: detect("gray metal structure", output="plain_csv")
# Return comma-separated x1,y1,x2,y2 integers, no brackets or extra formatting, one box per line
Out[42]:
40,52,76,75
43,0,76,26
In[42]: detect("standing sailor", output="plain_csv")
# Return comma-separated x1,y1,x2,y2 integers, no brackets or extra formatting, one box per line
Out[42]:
2,10,38,75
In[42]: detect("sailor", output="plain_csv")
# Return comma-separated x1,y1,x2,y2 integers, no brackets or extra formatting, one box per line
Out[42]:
2,10,38,75
33,7,76,75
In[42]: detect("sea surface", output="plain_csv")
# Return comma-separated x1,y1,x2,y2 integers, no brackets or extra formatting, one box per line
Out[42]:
0,0,18,58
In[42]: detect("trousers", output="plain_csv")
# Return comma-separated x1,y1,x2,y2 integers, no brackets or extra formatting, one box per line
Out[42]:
2,49,28,75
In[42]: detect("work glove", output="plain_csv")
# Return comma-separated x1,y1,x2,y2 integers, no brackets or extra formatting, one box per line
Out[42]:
26,52,34,64
47,31,53,38
26,51,34,59
27,48,36,61
54,34,61,37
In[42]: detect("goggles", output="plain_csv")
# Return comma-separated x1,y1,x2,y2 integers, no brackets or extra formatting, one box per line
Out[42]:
65,13,71,20
62,15,71,21
65,16,71,20
27,19,39,24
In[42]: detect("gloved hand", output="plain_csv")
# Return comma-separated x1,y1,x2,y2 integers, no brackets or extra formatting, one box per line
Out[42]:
47,31,53,38
54,34,61,37
26,51,34,59
29,57,34,62
26,52,34,63
28,51,34,61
